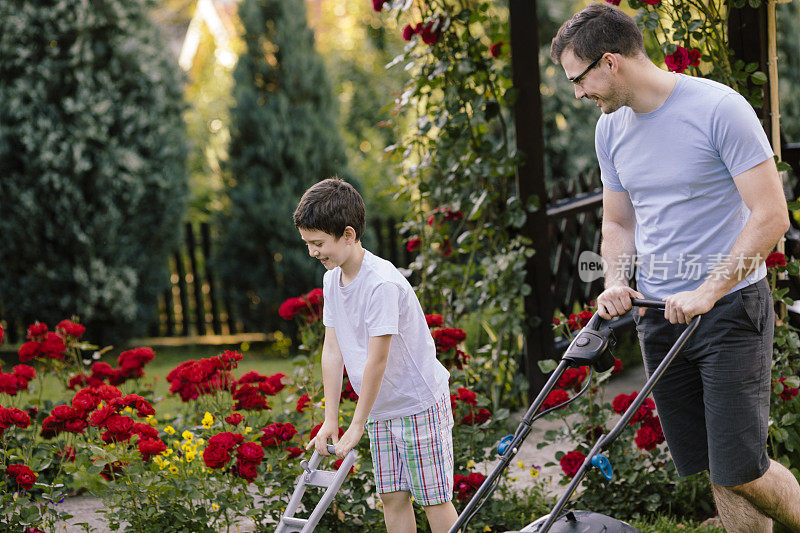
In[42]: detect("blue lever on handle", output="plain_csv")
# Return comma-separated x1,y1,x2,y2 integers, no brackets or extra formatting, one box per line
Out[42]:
591,454,614,481
497,435,514,455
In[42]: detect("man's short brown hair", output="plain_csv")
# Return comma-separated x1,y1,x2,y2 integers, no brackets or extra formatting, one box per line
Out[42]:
293,178,366,240
550,3,645,64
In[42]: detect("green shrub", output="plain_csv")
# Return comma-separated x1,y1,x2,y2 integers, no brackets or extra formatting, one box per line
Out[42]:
216,0,351,332
0,0,188,343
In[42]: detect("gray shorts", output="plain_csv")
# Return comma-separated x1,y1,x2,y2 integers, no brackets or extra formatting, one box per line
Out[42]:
634,278,773,487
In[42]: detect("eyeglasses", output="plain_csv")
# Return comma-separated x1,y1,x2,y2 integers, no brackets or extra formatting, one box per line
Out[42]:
568,52,614,84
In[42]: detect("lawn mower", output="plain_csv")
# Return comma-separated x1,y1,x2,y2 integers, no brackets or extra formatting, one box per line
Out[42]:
448,298,701,533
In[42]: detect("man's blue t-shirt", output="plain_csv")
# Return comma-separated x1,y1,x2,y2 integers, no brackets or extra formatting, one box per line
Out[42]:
596,74,773,299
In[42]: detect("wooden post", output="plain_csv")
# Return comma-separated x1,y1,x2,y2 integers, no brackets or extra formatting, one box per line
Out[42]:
509,0,554,399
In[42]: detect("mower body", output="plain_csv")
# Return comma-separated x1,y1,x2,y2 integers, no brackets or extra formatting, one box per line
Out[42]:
507,510,642,533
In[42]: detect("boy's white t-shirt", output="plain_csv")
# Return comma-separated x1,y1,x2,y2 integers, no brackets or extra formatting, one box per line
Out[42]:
322,249,450,420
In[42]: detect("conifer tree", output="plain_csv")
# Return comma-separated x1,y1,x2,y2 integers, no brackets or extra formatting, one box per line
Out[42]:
217,0,349,330
0,0,188,341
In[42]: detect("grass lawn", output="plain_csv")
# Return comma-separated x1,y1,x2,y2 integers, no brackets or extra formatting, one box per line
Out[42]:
632,516,724,532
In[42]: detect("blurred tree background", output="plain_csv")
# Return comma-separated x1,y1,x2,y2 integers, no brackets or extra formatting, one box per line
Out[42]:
0,0,188,343
1,0,799,340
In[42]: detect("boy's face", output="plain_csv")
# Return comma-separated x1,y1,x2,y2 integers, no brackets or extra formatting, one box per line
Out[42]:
298,227,353,271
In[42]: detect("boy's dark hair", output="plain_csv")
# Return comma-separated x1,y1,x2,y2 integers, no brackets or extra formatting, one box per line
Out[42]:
550,3,645,64
293,178,366,240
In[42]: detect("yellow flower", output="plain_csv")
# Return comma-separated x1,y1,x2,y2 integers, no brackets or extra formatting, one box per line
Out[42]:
530,467,540,479
164,425,176,435
196,438,206,446
163,448,173,457
244,426,252,435
153,457,166,469
211,503,220,512
466,460,476,469
146,415,158,427
202,412,214,428
518,461,525,469
123,406,134,414
484,527,491,532
321,397,326,408
186,451,197,462
182,430,194,441
169,465,179,474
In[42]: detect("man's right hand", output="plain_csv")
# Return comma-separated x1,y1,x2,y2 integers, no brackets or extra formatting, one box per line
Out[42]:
306,420,340,456
596,285,644,319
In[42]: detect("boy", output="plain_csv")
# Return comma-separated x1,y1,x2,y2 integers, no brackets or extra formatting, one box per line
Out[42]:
295,178,458,533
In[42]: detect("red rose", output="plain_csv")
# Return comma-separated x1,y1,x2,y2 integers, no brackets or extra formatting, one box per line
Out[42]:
286,446,305,459
635,424,661,451
7,464,37,490
12,364,36,381
425,314,444,328
406,236,421,252
41,332,66,359
560,450,586,478
203,445,231,469
89,404,117,427
56,319,86,339
295,394,311,413
235,460,258,481
611,358,623,375
688,48,701,67
630,397,655,424
612,392,636,414
226,412,245,425
372,0,387,12
766,252,787,268
64,419,88,433
453,472,486,501
456,388,477,406
0,373,21,395
117,347,155,375
0,323,3,345
18,341,42,362
309,423,344,441
7,407,30,429
219,349,243,370
138,439,167,461
402,24,415,42
208,431,244,450
333,458,355,474
460,408,491,425
540,389,570,411
665,46,690,73
106,414,135,436
279,297,306,320
133,422,159,440
557,367,588,390
489,41,503,58
52,405,78,420
236,442,265,465
432,328,467,352
420,19,441,45
26,323,48,339
642,0,661,4
605,0,622,5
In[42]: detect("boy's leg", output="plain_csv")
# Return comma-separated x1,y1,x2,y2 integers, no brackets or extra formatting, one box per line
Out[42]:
422,501,458,533
380,490,416,533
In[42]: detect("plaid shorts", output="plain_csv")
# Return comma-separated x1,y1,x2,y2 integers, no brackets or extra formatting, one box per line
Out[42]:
366,393,454,506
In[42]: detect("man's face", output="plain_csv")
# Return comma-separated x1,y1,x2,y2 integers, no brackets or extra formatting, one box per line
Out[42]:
561,49,627,114
298,227,350,271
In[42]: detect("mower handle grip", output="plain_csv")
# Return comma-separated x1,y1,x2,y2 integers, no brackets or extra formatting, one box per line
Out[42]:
630,298,665,309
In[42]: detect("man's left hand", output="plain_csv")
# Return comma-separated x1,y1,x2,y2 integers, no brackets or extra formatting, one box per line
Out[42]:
331,423,364,458
664,288,718,324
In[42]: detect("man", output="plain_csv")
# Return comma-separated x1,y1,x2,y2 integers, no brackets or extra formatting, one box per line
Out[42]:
550,4,800,532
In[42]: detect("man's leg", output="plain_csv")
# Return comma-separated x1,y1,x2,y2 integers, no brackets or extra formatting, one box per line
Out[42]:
712,459,800,533
423,501,458,533
380,490,416,533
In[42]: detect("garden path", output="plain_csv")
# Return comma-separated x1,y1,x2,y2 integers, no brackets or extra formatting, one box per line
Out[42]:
53,365,648,532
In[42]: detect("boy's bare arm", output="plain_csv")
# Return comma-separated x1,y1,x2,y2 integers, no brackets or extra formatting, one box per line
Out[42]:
307,327,345,455
334,334,391,457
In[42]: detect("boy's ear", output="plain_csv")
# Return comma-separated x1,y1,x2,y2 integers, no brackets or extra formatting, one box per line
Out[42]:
343,226,357,243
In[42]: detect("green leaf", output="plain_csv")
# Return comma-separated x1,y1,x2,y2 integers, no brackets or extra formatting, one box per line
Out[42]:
751,71,768,85
538,359,558,373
